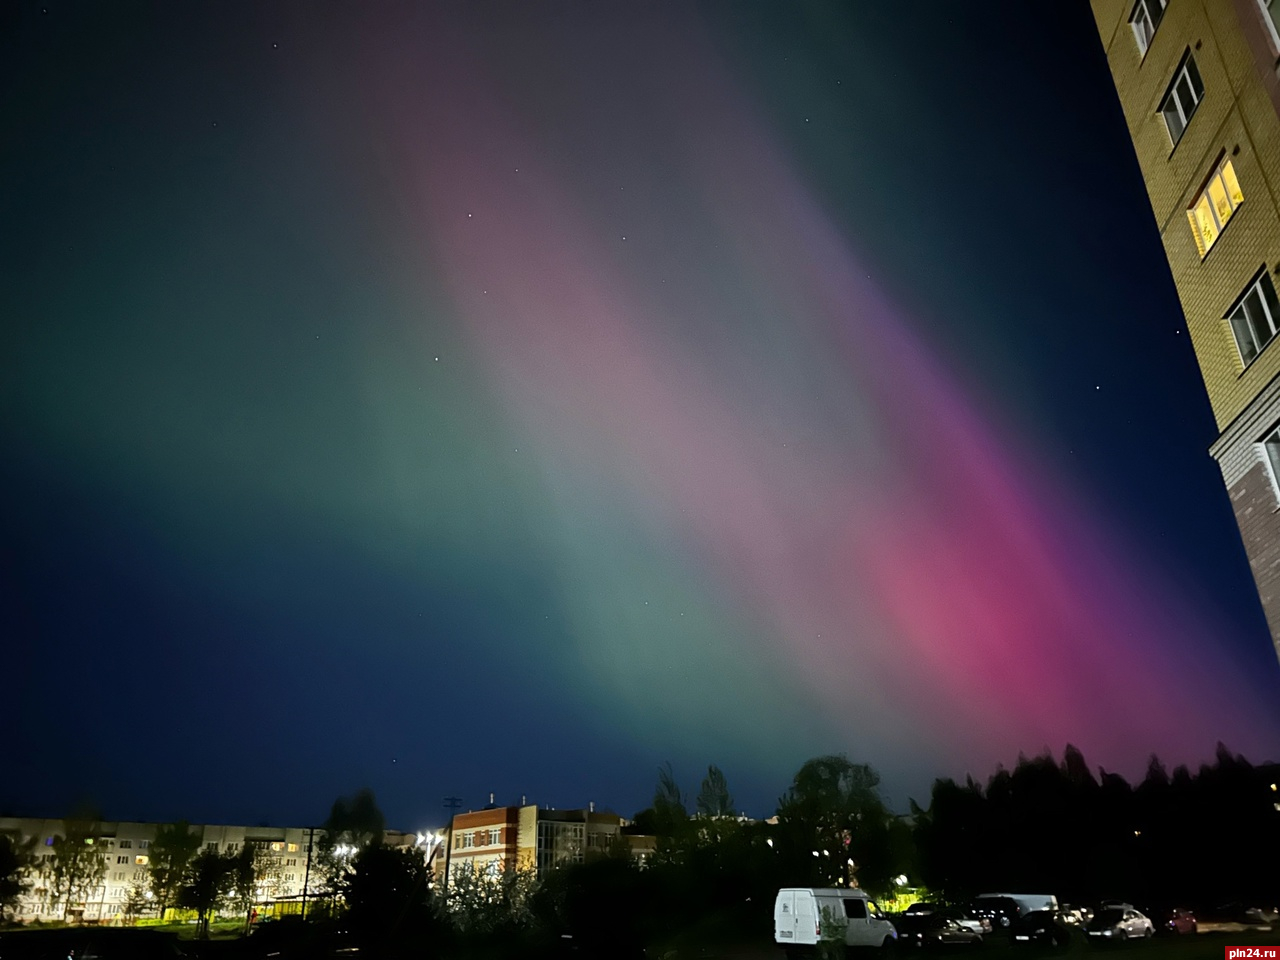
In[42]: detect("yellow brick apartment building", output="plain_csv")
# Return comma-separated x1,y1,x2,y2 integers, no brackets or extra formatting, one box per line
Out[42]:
1091,0,1280,662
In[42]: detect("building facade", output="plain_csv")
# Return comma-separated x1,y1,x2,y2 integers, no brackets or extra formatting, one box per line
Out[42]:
443,803,634,885
0,817,422,923
1091,0,1280,662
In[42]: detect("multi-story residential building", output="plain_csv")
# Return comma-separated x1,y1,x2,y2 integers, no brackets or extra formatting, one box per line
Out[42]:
442,801,633,885
0,817,424,922
1091,0,1280,662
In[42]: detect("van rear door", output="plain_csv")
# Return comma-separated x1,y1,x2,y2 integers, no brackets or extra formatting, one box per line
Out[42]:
775,890,796,943
794,891,817,944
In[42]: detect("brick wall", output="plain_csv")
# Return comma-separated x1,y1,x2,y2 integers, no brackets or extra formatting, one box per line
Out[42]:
1226,460,1280,660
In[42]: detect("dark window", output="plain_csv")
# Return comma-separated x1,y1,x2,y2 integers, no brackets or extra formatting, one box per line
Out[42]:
1160,53,1205,144
1228,269,1280,365
843,898,868,919
1129,0,1167,55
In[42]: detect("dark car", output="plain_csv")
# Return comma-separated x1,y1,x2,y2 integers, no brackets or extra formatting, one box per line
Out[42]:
966,897,1020,931
894,914,983,949
905,902,943,916
1011,910,1073,949
1159,908,1197,935
0,929,188,960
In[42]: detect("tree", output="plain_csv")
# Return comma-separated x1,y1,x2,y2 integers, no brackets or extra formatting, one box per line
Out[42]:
695,765,735,818
147,821,202,919
122,878,150,923
776,755,895,893
340,845,443,954
651,762,689,841
325,788,385,847
44,812,107,918
316,788,386,898
226,844,261,932
1,834,35,920
177,848,234,938
446,859,538,941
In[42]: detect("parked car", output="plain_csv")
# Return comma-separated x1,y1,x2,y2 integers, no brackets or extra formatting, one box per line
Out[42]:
1058,904,1090,926
966,897,1020,930
900,904,989,935
976,892,1059,916
1011,910,1073,949
774,888,898,953
937,909,991,936
1086,906,1155,940
894,914,983,950
1159,908,1197,935
905,902,943,915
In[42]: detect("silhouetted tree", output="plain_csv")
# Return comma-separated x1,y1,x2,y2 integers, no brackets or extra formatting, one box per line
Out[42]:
776,755,897,894
696,765,735,818
316,788,386,898
339,845,443,957
147,821,202,919
44,812,106,918
177,848,234,937
0,834,34,919
913,744,1280,908
652,762,689,840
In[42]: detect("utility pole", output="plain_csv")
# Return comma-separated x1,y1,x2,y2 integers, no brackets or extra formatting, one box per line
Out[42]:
300,826,315,921
441,797,462,894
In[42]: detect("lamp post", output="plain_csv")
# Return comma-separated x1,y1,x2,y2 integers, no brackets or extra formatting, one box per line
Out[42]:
442,797,462,896
300,826,315,921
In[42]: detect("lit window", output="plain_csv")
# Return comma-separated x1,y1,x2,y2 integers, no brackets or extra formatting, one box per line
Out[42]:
270,841,285,852
1130,0,1167,55
1229,269,1280,366
135,855,149,865
287,843,298,852
1160,53,1205,145
1188,157,1243,255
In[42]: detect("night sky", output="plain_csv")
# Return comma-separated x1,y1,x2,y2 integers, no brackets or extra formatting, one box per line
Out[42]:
4,2,1280,832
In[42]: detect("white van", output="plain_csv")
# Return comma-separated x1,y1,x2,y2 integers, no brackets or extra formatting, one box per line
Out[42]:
976,892,1060,916
774,888,897,952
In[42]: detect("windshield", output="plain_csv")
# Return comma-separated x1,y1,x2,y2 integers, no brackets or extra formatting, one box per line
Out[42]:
1096,909,1124,924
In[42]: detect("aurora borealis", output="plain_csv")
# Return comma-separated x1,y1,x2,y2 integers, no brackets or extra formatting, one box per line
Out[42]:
4,3,1280,826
